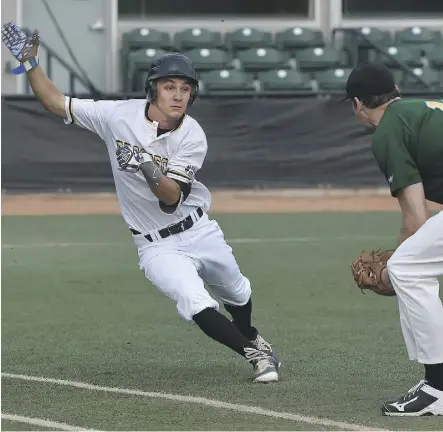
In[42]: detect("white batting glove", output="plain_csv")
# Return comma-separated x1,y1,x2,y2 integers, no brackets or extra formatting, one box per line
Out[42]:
2,22,40,74
116,145,153,173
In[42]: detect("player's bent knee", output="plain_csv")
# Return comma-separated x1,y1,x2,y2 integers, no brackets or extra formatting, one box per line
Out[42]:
218,276,252,307
176,292,219,322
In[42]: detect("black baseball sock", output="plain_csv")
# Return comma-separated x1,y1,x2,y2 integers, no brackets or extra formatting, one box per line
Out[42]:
193,307,256,358
224,297,258,341
424,363,443,391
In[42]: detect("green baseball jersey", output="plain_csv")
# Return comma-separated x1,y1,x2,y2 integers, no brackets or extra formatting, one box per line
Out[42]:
371,98,443,204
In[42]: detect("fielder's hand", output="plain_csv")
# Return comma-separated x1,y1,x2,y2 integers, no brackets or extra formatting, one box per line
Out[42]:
116,145,153,173
2,22,40,74
351,249,396,296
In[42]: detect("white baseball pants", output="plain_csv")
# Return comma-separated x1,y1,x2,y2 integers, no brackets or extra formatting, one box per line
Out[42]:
387,210,443,364
132,213,252,321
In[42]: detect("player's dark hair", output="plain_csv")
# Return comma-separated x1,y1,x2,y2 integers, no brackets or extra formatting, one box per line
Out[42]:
356,88,401,109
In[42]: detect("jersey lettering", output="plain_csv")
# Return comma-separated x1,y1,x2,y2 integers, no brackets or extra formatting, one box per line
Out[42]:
425,101,443,112
115,140,168,172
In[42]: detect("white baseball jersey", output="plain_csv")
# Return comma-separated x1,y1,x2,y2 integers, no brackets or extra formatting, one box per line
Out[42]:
63,96,212,233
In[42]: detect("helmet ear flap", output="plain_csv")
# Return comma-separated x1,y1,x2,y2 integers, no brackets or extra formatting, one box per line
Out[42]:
145,79,157,102
188,82,199,106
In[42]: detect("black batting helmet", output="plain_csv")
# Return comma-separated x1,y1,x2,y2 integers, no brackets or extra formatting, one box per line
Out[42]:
144,52,199,106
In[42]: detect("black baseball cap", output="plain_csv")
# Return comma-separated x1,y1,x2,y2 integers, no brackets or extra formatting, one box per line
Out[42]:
342,61,396,101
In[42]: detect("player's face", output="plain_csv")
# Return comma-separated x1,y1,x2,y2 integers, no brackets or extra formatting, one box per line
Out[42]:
155,78,192,120
352,98,376,133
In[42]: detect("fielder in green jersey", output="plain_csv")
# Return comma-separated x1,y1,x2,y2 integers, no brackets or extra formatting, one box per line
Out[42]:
344,62,443,417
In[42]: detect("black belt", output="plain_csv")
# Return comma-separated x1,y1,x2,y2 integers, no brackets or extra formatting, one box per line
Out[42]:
130,207,204,242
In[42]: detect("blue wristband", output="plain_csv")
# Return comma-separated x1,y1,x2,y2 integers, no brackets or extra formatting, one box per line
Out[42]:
10,56,39,75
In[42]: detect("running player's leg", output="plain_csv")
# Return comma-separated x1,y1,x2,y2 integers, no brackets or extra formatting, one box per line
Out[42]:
190,218,281,368
138,243,277,381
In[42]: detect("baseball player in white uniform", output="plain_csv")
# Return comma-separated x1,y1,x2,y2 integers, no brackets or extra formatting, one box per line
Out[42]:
2,22,281,383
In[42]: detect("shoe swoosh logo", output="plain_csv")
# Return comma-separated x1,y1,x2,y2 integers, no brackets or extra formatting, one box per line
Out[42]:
389,396,419,411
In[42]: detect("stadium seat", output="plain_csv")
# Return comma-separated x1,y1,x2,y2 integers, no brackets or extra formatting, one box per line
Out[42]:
347,27,392,48
127,48,167,92
121,28,172,91
237,48,289,72
296,47,344,72
182,48,232,72
395,27,442,46
173,28,224,51
258,69,311,92
403,67,442,90
315,68,352,90
121,28,173,52
199,69,256,94
225,28,274,52
275,27,324,53
342,27,392,64
426,45,443,69
369,46,423,68
395,27,442,56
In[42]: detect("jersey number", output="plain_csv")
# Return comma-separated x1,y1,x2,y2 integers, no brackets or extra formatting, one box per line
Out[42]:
425,101,443,112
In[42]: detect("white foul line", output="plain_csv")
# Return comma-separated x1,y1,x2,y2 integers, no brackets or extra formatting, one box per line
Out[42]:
1,235,394,249
2,372,387,431
1,413,95,431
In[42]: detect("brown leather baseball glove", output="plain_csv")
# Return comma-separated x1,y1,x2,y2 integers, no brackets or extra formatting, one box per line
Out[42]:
351,249,396,296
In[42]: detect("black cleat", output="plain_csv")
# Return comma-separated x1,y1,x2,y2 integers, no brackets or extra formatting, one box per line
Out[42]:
382,380,443,416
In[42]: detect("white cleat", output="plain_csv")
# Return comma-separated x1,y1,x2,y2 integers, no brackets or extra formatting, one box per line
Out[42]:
244,347,279,383
251,334,281,370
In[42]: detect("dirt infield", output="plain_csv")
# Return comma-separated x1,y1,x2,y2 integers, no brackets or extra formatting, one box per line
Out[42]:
2,189,442,216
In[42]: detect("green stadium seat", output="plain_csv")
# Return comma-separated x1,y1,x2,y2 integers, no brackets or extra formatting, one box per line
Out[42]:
275,27,324,53
127,48,167,92
258,69,311,92
121,28,172,91
426,45,443,69
403,67,442,90
296,47,344,72
315,68,352,90
225,27,273,52
182,48,232,71
341,27,392,64
395,27,442,46
173,28,224,51
199,69,256,94
369,46,423,68
347,27,392,48
237,48,289,72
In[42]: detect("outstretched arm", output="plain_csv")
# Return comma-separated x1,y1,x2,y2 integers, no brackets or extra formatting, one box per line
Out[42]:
2,22,65,117
27,66,66,117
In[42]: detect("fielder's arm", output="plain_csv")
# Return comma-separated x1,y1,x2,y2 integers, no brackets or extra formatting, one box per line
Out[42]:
397,183,431,245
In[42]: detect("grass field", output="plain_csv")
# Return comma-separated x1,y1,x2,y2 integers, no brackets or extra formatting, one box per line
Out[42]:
2,212,442,431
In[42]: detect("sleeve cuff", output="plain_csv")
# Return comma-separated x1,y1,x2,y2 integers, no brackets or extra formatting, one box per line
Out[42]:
166,170,192,183
63,96,74,125
391,177,422,197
